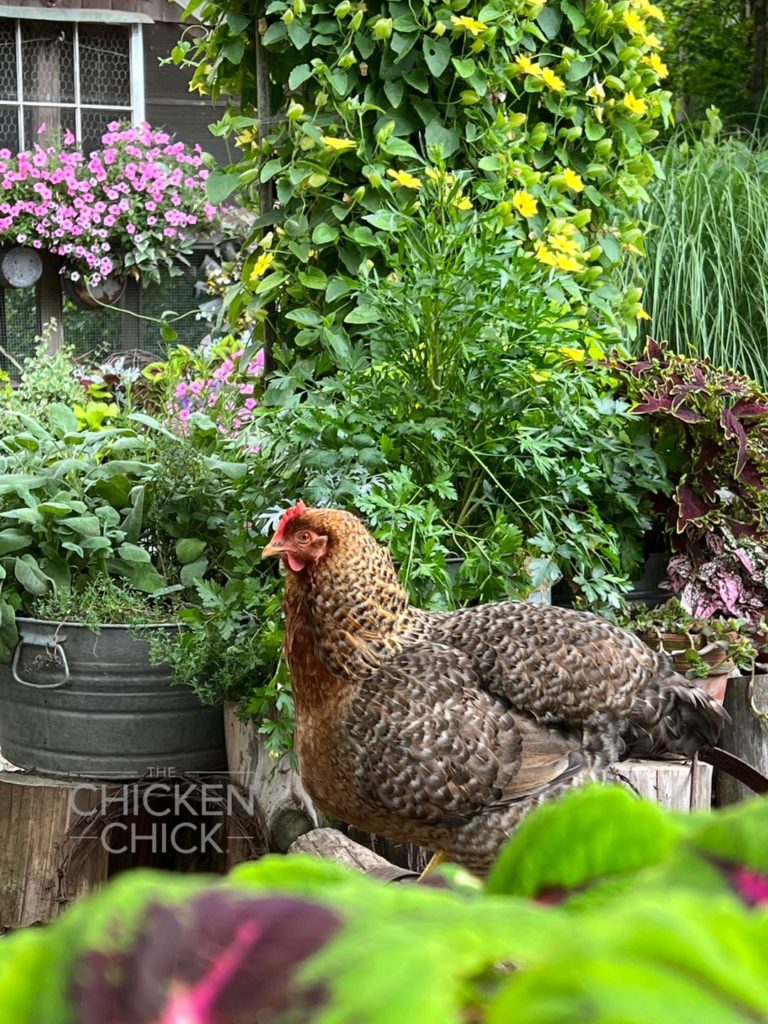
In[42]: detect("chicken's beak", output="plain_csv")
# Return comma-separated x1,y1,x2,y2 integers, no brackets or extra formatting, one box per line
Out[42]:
261,536,282,559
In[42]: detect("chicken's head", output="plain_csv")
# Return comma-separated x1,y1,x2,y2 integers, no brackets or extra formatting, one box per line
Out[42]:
261,502,326,572
262,503,400,583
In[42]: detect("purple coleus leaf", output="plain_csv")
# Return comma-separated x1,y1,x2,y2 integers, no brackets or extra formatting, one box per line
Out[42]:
721,409,748,477
629,360,652,378
675,483,712,531
71,893,342,1024
633,394,673,415
730,400,768,419
740,461,767,490
693,438,721,474
726,518,760,539
670,404,707,423
646,337,668,363
697,470,717,500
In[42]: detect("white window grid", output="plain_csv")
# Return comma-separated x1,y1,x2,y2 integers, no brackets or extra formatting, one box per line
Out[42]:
0,18,144,151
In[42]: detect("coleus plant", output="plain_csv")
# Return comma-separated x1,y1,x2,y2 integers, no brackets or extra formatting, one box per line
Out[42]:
610,338,768,630
1,787,767,1024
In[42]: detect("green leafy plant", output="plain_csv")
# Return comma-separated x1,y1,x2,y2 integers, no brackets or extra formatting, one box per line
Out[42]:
252,197,669,609
30,576,180,629
1,786,767,1023
0,406,247,664
658,1,757,123
175,0,670,369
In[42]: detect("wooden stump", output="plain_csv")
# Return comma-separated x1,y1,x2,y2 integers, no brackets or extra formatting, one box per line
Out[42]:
224,703,320,858
289,828,419,882
717,674,768,806
615,758,713,810
0,773,107,929
0,770,267,930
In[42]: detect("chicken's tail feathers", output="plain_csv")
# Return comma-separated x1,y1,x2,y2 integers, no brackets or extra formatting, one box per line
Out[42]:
621,674,730,759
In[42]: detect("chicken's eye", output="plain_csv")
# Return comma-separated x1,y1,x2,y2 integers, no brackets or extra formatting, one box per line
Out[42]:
295,530,312,544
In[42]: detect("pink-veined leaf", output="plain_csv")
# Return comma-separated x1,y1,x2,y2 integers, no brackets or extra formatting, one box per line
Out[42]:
734,546,756,576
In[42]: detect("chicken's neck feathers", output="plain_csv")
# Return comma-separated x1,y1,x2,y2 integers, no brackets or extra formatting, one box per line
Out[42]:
283,547,425,684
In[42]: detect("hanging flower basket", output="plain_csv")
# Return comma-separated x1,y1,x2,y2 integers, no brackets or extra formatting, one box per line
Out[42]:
0,122,219,289
63,269,126,311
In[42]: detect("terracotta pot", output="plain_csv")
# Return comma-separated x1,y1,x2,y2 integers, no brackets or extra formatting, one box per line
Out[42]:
637,630,734,704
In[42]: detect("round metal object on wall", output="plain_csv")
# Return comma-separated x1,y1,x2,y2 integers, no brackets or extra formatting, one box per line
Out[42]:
63,271,127,310
0,245,44,288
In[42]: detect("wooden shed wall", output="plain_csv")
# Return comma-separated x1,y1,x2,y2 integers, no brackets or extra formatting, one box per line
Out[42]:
8,0,186,24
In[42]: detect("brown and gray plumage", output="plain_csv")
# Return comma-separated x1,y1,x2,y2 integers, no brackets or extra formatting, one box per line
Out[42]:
262,505,728,875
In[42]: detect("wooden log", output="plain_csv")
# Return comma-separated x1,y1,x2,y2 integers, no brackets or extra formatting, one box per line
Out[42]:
614,758,713,810
224,704,320,859
0,773,107,929
717,674,768,806
289,828,419,882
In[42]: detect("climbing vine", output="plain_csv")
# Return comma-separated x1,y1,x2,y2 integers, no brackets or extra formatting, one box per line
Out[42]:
175,0,671,370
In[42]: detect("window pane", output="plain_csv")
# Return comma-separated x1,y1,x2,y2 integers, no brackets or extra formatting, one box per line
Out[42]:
0,24,17,101
24,105,75,150
80,109,126,155
0,106,19,152
21,22,75,104
79,25,130,106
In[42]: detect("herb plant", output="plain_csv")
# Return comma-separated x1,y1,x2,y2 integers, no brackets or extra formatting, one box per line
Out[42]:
252,197,669,609
0,407,246,665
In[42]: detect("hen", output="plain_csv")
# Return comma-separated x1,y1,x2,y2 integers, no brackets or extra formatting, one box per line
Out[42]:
263,504,727,875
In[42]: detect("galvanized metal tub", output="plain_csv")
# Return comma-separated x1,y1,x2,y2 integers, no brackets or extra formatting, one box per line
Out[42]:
0,618,226,778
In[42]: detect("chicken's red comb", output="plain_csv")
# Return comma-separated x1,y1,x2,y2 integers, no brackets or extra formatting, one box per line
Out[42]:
274,501,307,539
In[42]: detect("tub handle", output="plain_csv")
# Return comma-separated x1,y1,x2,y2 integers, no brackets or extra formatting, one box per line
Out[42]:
11,639,71,688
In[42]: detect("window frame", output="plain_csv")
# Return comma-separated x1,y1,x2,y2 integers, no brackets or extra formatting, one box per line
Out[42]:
0,15,145,151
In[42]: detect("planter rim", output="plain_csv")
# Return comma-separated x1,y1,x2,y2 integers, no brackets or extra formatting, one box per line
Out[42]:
16,616,180,630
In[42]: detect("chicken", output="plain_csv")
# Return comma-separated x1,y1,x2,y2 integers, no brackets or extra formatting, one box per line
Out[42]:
262,504,728,875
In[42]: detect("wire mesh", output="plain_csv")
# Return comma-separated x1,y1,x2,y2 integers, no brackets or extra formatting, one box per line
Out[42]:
136,254,210,354
0,26,17,101
78,26,130,106
0,285,38,375
60,253,211,362
20,23,75,105
80,109,126,156
0,106,19,153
